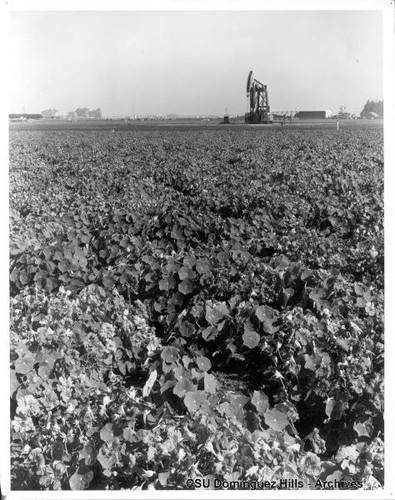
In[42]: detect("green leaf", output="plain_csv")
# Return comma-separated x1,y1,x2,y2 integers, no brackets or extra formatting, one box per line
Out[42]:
182,355,193,368
251,391,269,415
102,275,114,289
242,326,260,349
353,420,373,438
279,287,294,307
325,470,343,483
275,255,290,270
14,352,35,374
304,353,322,371
178,278,194,295
173,377,196,397
158,472,169,487
303,428,326,454
51,441,65,461
255,305,279,333
161,346,179,364
142,369,157,397
168,292,184,306
258,304,278,324
218,401,232,418
159,277,176,291
69,469,94,490
100,423,114,443
328,216,337,227
325,399,344,421
171,226,183,240
356,296,367,308
320,352,331,366
205,302,229,324
46,276,59,291
178,266,196,280
201,326,219,341
79,443,96,465
264,408,289,432
191,303,204,318
217,251,230,264
53,461,67,475
184,390,209,414
19,270,29,285
335,444,359,463
196,258,211,274
354,283,366,295
38,362,53,379
196,356,211,372
309,289,326,310
97,448,116,475
147,446,156,461
123,426,135,442
165,258,179,274
30,448,45,469
301,269,313,280
246,465,259,477
10,370,20,395
183,255,197,268
204,372,219,394
220,394,249,420
334,337,349,351
179,320,195,337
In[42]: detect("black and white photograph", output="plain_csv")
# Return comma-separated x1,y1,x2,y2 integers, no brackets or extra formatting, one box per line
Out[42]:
2,0,394,497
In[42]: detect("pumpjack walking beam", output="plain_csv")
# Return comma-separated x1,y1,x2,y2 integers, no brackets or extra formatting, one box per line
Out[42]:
245,70,272,123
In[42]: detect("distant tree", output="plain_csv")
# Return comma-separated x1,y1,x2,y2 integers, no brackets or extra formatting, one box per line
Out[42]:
41,108,58,119
361,100,383,118
75,107,90,118
336,105,350,118
339,104,347,114
67,108,101,119
86,108,102,119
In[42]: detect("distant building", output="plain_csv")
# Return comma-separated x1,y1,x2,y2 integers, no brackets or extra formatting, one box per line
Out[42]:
9,113,43,122
295,110,332,119
9,116,27,123
272,111,296,121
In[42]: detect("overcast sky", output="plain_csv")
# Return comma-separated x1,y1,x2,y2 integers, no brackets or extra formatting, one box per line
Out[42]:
8,9,383,117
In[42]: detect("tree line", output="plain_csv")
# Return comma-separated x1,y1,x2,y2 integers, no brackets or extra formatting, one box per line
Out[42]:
66,108,102,120
360,100,383,118
39,108,102,119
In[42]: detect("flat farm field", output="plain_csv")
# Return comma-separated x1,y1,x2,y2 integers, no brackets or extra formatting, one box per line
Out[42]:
9,126,384,490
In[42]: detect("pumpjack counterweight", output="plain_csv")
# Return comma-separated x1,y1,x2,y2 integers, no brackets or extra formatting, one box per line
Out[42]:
245,70,272,124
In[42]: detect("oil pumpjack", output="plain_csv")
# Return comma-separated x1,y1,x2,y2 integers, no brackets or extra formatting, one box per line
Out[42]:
245,70,272,123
